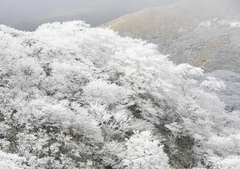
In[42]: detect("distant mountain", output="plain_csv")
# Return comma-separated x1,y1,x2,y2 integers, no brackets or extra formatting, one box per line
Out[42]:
13,0,180,31
100,0,240,73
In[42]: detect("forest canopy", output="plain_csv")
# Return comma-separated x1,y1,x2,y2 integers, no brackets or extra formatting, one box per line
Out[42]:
0,21,239,168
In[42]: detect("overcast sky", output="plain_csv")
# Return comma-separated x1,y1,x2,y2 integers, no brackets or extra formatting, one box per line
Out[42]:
1,0,239,31
0,0,181,31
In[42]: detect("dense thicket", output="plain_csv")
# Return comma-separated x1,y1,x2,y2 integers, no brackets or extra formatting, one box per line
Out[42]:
0,21,239,168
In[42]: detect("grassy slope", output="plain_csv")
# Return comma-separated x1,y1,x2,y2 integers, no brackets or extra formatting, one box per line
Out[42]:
100,0,240,73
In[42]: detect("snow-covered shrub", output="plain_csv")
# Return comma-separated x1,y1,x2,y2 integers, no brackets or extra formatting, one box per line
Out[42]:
209,156,240,169
123,131,171,169
200,77,226,92
0,150,27,169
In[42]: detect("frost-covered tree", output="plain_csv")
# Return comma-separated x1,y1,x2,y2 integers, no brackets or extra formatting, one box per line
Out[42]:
123,131,171,169
0,150,27,169
0,21,239,168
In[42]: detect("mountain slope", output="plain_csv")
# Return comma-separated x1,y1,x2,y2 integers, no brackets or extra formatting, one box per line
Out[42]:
100,0,240,73
13,0,180,31
0,21,240,168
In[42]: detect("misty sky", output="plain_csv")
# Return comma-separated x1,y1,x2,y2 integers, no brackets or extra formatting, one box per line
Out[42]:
1,0,239,31
0,0,181,31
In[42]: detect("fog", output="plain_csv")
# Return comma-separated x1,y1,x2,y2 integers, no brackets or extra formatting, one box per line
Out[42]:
1,0,239,31
0,0,91,24
0,0,181,31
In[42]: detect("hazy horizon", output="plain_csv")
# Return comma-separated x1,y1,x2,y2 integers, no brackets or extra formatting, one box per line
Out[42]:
1,0,240,31
0,0,181,31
